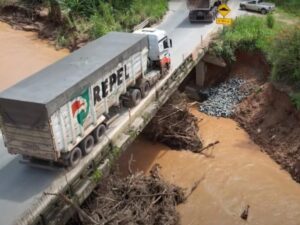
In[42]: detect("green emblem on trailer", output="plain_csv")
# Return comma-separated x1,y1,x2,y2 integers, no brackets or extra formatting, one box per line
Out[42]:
71,89,90,126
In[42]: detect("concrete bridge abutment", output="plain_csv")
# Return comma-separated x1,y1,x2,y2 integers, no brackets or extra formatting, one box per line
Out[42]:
195,60,207,88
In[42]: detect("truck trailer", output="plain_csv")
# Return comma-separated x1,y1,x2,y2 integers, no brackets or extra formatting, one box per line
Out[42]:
187,0,222,22
0,29,172,167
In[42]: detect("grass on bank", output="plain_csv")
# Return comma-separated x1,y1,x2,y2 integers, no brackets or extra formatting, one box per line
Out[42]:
211,15,281,63
53,0,168,46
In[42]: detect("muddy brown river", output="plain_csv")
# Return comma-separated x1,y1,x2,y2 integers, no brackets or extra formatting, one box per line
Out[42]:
1,21,300,225
0,22,68,91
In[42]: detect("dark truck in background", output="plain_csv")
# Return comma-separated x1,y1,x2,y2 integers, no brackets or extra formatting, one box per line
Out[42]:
187,0,222,22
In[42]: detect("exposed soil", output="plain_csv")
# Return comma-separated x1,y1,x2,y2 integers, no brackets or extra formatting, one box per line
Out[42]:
230,51,270,82
196,51,300,183
231,51,300,182
68,165,186,225
235,83,300,182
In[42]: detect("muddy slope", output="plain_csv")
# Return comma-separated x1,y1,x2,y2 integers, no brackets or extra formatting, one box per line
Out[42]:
235,83,300,182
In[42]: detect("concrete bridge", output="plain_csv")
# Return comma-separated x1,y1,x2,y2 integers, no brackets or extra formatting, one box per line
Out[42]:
0,1,244,225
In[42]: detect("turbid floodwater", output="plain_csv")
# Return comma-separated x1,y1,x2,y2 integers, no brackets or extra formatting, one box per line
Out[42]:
0,22,68,91
1,20,300,225
119,109,300,225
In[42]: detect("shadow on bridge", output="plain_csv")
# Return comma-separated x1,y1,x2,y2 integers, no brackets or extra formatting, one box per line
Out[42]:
0,157,60,203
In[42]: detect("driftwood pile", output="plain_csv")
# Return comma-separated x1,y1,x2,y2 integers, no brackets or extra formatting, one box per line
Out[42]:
69,165,186,225
144,93,202,151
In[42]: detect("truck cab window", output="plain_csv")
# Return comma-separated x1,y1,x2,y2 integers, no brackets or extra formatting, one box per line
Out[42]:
163,39,169,49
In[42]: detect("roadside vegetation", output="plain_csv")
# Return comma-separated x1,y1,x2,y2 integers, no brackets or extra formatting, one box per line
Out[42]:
211,16,278,63
0,0,168,49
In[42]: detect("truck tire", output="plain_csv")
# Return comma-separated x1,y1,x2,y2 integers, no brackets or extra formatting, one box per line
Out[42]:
93,124,106,142
69,147,82,167
80,135,95,155
166,62,171,70
140,82,150,98
161,66,168,77
261,8,267,14
130,89,142,106
240,5,246,10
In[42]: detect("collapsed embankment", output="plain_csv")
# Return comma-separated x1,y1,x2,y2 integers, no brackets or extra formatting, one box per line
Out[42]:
232,52,300,183
235,83,300,182
199,50,300,183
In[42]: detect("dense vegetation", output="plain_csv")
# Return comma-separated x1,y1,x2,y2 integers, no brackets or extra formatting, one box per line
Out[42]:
56,0,168,36
211,16,279,63
269,0,300,17
0,0,168,48
55,0,168,46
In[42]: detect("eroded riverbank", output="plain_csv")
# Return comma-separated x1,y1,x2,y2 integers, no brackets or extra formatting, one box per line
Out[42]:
119,109,300,225
0,21,68,91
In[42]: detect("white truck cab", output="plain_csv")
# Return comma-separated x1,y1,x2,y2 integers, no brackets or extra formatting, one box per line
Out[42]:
134,28,172,71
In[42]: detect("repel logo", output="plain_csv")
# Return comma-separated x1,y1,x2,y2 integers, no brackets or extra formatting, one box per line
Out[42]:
71,89,90,126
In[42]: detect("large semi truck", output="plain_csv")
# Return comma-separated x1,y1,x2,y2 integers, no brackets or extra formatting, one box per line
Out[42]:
187,0,222,22
0,29,172,167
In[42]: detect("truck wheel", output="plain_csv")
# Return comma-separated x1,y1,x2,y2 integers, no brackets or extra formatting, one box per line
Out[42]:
80,135,94,155
240,5,246,10
261,8,267,14
130,89,142,106
166,62,171,70
161,67,168,77
93,124,106,142
141,82,150,98
69,147,82,167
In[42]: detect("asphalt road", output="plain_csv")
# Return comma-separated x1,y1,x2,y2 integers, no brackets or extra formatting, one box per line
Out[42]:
0,1,245,224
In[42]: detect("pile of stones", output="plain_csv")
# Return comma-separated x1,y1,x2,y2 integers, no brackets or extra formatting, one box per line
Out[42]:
199,78,250,117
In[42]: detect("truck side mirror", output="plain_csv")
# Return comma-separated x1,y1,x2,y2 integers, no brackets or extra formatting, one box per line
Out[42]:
169,39,173,48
